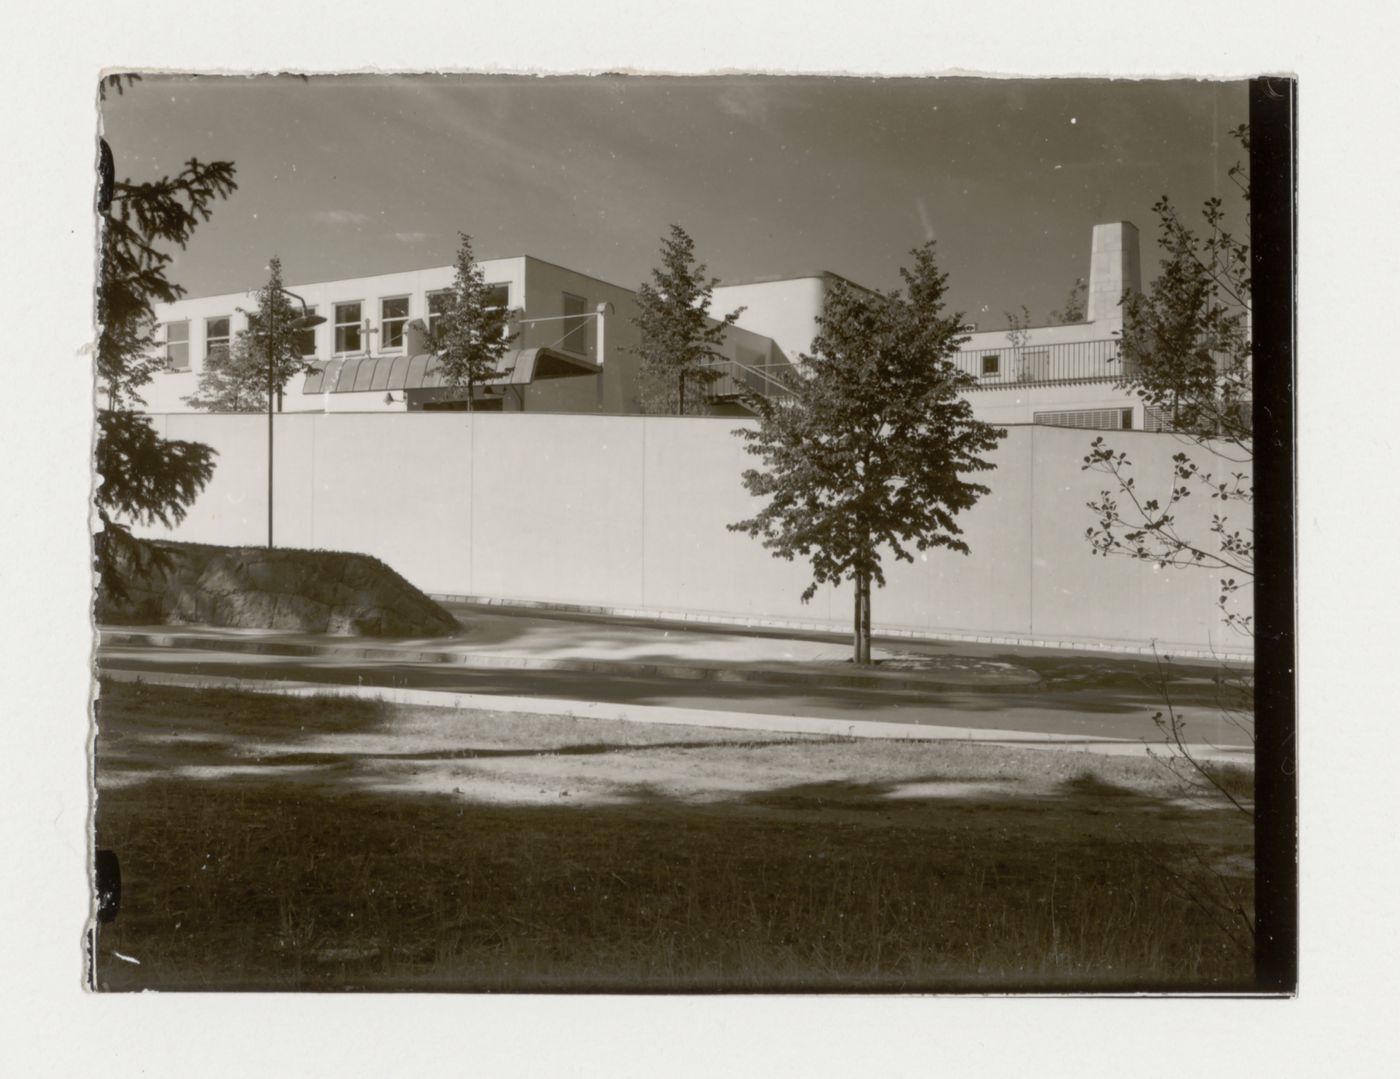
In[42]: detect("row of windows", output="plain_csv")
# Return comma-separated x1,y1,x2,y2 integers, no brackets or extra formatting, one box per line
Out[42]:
163,285,513,369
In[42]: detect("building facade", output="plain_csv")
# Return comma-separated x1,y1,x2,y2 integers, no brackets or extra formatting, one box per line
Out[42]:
144,256,638,415
140,222,1149,427
711,221,1152,430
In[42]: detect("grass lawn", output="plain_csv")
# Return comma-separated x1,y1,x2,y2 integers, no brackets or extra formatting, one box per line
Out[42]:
91,679,1254,992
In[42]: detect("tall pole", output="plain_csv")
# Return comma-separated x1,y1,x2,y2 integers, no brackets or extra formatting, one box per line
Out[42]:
267,299,276,549
256,283,322,550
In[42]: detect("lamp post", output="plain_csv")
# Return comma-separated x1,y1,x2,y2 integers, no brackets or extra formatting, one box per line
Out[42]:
259,287,324,549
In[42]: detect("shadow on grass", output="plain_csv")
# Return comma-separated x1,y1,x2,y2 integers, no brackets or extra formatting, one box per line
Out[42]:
91,773,1254,994
91,679,1255,994
95,679,1252,814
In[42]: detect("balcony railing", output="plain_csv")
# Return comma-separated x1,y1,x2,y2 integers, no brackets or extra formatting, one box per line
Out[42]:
697,357,799,404
954,338,1134,388
690,338,1246,411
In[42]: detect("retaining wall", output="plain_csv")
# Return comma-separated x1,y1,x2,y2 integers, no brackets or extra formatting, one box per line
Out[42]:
130,412,1252,655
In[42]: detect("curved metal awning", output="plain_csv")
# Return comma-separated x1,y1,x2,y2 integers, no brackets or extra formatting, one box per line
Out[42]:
302,347,600,395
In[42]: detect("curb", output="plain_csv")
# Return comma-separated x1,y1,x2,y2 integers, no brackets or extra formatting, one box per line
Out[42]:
98,668,1255,764
99,629,1045,693
430,593,1255,665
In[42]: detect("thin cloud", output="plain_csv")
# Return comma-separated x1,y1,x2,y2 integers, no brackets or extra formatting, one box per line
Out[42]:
313,209,373,226
393,231,428,244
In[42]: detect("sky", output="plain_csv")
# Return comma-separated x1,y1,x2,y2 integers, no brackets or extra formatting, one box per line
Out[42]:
100,74,1248,326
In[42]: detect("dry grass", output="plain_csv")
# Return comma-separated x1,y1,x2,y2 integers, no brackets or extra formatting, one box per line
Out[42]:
91,680,1254,992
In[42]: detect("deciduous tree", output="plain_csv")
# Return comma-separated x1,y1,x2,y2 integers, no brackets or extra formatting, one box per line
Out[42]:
182,333,265,412
432,232,516,411
185,257,316,413
1085,124,1253,635
1081,125,1256,952
632,225,744,415
730,243,1005,665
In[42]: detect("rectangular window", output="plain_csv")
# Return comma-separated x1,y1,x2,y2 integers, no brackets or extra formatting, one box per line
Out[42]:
427,290,451,338
426,285,509,342
334,302,362,354
560,292,588,355
205,316,230,361
164,321,189,370
295,306,319,358
980,354,1000,377
380,296,409,351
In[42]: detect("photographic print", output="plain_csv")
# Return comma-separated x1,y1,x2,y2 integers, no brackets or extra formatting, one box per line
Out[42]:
89,73,1292,993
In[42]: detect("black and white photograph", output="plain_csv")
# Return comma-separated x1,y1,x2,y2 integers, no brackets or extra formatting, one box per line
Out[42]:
23,0,1400,1072
85,70,1293,995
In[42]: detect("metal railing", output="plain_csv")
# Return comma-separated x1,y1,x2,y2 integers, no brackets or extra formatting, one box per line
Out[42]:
689,339,1246,411
696,357,799,403
696,341,1130,403
954,338,1135,388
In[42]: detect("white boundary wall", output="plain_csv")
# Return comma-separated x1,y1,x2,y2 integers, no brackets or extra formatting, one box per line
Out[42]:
129,413,1252,656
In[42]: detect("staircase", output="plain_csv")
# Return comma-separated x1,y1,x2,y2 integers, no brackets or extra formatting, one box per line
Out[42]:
696,356,799,412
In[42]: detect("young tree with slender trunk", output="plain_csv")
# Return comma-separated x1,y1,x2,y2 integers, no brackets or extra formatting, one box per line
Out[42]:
730,243,1005,665
432,233,515,411
1081,125,1256,958
244,256,317,413
184,257,313,413
632,225,744,416
1084,125,1254,636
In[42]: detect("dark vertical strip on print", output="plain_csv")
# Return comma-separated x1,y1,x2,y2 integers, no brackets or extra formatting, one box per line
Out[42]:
1250,75,1298,994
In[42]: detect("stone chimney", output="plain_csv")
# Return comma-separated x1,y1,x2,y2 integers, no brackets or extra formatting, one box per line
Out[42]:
1087,221,1142,325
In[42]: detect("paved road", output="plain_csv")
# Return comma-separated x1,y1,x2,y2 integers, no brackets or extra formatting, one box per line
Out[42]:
97,638,1255,749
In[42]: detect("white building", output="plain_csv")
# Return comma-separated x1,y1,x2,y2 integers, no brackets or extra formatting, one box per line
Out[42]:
712,221,1152,430
141,222,1150,427
144,252,792,417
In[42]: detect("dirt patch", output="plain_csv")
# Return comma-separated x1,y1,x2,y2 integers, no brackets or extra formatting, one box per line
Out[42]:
98,540,458,637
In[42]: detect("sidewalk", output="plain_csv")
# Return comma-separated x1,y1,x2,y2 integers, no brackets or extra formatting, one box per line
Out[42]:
97,603,1255,756
99,604,1047,693
99,667,1252,763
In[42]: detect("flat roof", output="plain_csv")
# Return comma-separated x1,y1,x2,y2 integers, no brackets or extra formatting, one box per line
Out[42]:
713,270,872,292
163,252,639,307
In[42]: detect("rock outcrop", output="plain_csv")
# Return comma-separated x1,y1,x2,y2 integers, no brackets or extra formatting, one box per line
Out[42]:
98,541,459,637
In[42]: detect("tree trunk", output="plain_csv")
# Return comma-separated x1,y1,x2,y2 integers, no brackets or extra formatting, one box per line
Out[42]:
852,575,862,664
466,377,474,413
852,571,872,666
861,573,872,665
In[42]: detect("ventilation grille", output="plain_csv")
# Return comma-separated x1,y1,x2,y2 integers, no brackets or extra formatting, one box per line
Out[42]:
1142,403,1253,435
1033,408,1134,431
1143,406,1175,432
